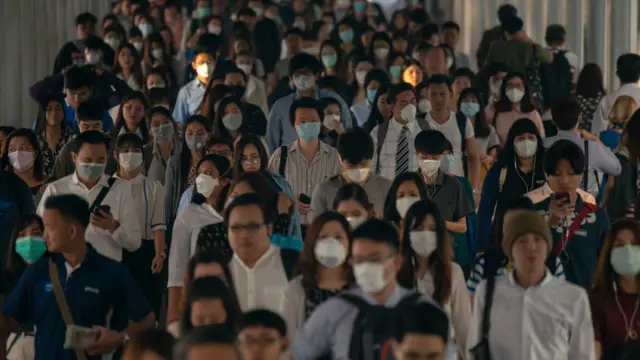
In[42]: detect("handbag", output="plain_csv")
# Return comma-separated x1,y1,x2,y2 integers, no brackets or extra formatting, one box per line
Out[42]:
469,273,497,360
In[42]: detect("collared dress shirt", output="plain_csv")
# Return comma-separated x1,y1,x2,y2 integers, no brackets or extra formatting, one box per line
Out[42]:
591,83,640,135
371,118,422,180
172,78,207,125
112,173,166,240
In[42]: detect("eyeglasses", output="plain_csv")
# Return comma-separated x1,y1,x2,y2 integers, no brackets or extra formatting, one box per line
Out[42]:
237,336,279,348
349,255,394,266
229,222,265,233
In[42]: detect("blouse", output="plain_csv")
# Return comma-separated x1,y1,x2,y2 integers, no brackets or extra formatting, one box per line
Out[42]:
494,110,545,146
37,125,73,178
577,93,604,132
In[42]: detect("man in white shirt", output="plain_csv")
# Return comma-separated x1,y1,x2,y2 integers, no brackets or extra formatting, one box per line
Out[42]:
467,210,595,360
38,131,141,261
226,193,298,313
591,53,640,135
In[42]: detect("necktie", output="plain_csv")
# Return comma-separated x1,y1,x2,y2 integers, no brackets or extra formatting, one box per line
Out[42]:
395,126,409,176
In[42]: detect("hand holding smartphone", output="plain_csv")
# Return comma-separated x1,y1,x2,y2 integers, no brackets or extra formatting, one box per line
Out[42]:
64,325,100,350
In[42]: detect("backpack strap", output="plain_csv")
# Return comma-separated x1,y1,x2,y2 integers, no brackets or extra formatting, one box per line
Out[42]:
583,140,589,191
279,248,299,280
416,116,431,131
278,145,288,178
375,121,391,174
553,202,597,255
456,113,468,176
89,177,117,213
395,292,422,308
479,272,497,345
339,293,372,360
498,167,507,193
545,252,558,274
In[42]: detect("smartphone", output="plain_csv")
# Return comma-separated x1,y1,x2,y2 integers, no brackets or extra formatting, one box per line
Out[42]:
555,192,570,203
64,325,100,350
299,194,311,205
93,205,111,215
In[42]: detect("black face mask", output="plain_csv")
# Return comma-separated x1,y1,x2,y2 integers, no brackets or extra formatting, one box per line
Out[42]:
230,85,246,98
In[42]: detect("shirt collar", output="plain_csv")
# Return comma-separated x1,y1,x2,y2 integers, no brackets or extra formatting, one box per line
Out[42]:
293,89,320,100
556,130,581,140
112,172,144,184
52,244,98,270
288,139,331,154
71,172,111,189
507,269,554,289
421,170,445,185
357,283,409,307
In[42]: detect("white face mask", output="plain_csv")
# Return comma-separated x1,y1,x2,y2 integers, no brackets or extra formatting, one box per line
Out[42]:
323,114,340,130
77,162,106,182
104,37,121,50
396,196,420,219
294,74,315,90
514,139,538,158
196,63,213,78
132,41,143,52
355,70,368,85
8,151,35,172
314,237,347,268
410,230,438,257
151,48,164,59
505,88,525,103
208,25,222,35
195,174,219,198
374,48,389,60
118,152,143,171
400,104,417,123
419,159,440,177
345,168,369,183
418,99,431,113
85,51,101,65
237,64,252,75
346,216,367,229
354,261,389,294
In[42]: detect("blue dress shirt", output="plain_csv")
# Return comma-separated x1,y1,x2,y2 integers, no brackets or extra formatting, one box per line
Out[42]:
172,79,208,125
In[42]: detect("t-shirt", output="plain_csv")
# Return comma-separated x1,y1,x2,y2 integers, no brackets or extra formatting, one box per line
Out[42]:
425,111,475,177
590,291,640,352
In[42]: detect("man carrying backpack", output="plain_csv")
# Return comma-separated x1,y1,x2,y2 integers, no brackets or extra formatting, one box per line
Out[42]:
291,219,452,360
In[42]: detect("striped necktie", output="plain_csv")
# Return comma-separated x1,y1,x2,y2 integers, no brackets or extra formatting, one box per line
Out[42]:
395,126,410,176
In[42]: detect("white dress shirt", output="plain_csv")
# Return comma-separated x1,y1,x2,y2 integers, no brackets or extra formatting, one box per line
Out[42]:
37,173,141,261
280,275,306,342
371,118,422,180
425,111,475,177
467,271,595,360
113,173,166,240
230,245,289,314
591,83,640,135
167,203,223,288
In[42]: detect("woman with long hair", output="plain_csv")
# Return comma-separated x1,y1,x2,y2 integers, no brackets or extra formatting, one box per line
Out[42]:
401,59,424,88
350,69,390,127
382,172,428,233
397,200,470,358
457,88,500,175
112,42,144,91
111,91,150,145
332,183,375,229
2,129,47,205
33,95,73,178
362,85,391,133
145,106,180,186
576,63,606,132
213,96,249,143
600,95,638,151
319,40,347,80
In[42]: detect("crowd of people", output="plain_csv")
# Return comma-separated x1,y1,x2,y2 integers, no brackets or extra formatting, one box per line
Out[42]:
1,0,640,359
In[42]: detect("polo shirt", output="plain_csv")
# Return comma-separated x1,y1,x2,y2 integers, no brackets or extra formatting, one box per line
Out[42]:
1,246,150,360
421,171,472,223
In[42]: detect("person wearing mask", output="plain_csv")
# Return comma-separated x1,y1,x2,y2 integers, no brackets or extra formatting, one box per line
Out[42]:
383,172,429,233
121,329,175,360
397,200,471,358
222,67,268,135
345,55,375,107
478,119,547,252
173,325,240,360
544,95,621,196
484,16,552,75
225,194,299,312
599,95,637,150
441,21,471,70
458,88,500,175
2,194,154,359
369,32,394,72
319,41,348,80
53,12,101,72
237,309,291,360
212,96,252,143
493,72,545,145
34,95,74,179
311,128,391,220
268,98,341,229
318,97,346,147
483,62,510,121
173,47,217,125
145,106,179,186
3,128,46,205
363,85,392,133
267,53,352,151
424,75,482,197
275,28,305,80
83,35,111,70
350,69,391,127
280,212,353,349
38,131,141,262
591,54,640,135
527,140,609,289
180,276,239,334
332,183,376,228
392,302,451,360
235,51,269,114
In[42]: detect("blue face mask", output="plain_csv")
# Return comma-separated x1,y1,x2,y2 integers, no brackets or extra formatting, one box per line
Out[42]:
138,23,153,36
321,54,338,68
367,89,377,103
339,29,354,43
440,154,456,173
460,102,481,118
354,2,367,13
196,7,211,19
15,236,47,264
296,123,321,142
389,65,402,78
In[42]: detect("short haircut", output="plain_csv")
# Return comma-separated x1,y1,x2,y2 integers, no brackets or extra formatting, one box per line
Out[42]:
64,66,92,90
502,16,523,34
123,329,175,360
487,62,509,77
284,27,305,39
289,97,321,127
289,53,322,77
387,83,415,105
147,88,171,107
337,128,374,164
224,193,270,226
441,21,460,32
173,325,237,360
452,67,476,82
44,194,90,229
77,99,104,123
237,7,256,18
427,75,453,91
497,4,518,24
394,302,450,343
237,309,287,337
115,133,143,152
545,24,566,45
544,139,586,175
75,12,97,25
72,130,109,154
407,9,427,25
617,53,640,84
84,35,103,51
0,126,15,137
351,218,400,253
422,23,440,39
224,65,248,83
551,95,580,130
414,130,447,155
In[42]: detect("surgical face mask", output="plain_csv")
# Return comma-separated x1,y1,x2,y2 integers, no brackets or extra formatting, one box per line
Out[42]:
237,63,252,75
353,2,367,13
314,237,347,268
196,7,211,19
514,139,538,158
460,102,480,118
346,216,367,229
195,173,219,198
196,63,213,78
354,262,388,294
222,113,243,131
293,74,315,91
321,54,338,68
366,89,377,103
293,20,306,31
85,51,101,65
152,123,174,143
15,236,47,264
355,70,368,85
419,159,440,177
104,37,121,50
505,88,525,103
410,230,438,257
440,154,455,173
346,168,370,182
250,6,264,17
339,29,354,42
400,104,417,123
77,162,106,182
611,245,640,277
389,65,402,78
296,123,321,142
490,81,502,96
445,56,454,69
118,152,143,171
151,48,164,59
374,47,389,60
139,23,153,36
208,25,222,35
8,151,35,172
186,134,207,151
132,41,143,52
396,196,420,218
418,99,431,113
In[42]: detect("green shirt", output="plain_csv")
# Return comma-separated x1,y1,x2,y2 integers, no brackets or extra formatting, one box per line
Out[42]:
485,39,553,74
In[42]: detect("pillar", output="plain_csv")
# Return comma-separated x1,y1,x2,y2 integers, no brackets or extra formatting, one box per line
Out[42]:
610,0,638,89
566,0,585,68
587,0,609,87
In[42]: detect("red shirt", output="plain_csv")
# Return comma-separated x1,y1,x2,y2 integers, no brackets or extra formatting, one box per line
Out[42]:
590,291,640,350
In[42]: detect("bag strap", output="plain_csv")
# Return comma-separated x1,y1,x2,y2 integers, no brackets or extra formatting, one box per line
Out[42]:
49,259,88,360
279,248,298,280
89,177,117,213
583,140,590,191
456,112,468,176
375,121,390,174
278,145,288,177
553,203,596,255
480,273,497,342
416,116,431,131
395,292,422,309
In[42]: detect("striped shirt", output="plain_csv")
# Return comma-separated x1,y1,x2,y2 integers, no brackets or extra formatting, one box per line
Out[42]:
268,141,342,224
466,256,565,295
371,118,422,181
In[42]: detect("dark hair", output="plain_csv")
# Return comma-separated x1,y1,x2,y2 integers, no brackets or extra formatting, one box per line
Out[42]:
0,126,16,137
624,109,640,163
551,95,580,131
173,325,237,359
112,92,150,144
147,88,171,108
502,16,523,34
387,82,415,105
352,218,400,253
394,302,450,343
576,63,605,98
544,139,586,175
72,130,110,154
191,154,232,207
115,133,143,155
284,27,305,39
414,129,446,156
64,66,92,90
122,329,175,360
427,74,452,91
77,99,104,123
337,128,374,164
237,309,287,337
545,24,566,45
232,134,269,180
213,96,247,139
441,21,460,32
289,97,322,127
487,62,510,77
295,212,353,292
76,12,98,25
457,88,490,138
332,183,374,213
113,42,144,91
224,192,273,226
44,194,90,228
180,276,239,333
363,85,389,132
4,214,45,294
367,32,393,60
33,95,66,136
498,118,545,175
180,115,210,188
84,35,104,51
289,53,322,77
363,69,391,93
452,67,476,83
494,72,537,115
616,53,640,84
200,84,233,121
2,129,45,182
383,172,428,224
497,4,518,24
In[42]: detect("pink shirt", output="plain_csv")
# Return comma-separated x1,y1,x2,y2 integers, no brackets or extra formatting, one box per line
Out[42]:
494,110,545,146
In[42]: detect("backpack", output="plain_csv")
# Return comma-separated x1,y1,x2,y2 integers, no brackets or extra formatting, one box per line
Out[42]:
340,292,422,360
539,50,573,109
